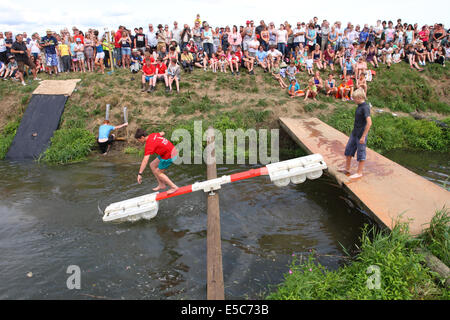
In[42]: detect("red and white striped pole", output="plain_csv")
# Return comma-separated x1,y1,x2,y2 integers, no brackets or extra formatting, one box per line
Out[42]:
103,154,327,222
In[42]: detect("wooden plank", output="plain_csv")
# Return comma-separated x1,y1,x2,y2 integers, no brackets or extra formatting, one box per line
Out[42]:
206,127,225,300
279,117,449,235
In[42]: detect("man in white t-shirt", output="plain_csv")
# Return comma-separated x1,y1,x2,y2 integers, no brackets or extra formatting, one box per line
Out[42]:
248,38,259,58
374,20,383,43
146,24,157,49
293,22,306,48
335,21,345,50
268,45,282,62
171,21,182,44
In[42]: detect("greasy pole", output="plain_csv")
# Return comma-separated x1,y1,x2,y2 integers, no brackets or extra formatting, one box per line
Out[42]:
205,127,225,300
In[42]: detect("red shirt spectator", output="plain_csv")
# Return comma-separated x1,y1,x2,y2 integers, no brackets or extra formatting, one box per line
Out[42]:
156,62,167,74
144,133,177,159
114,30,122,49
142,63,155,75
74,34,84,44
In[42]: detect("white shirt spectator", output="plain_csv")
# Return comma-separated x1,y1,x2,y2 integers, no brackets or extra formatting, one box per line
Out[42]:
146,30,157,47
28,39,41,54
277,29,287,44
0,38,6,52
172,27,181,44
293,27,306,43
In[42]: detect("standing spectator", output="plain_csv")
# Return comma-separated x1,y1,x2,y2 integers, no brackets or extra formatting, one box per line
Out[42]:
84,32,95,72
192,20,203,50
42,29,59,75
268,22,277,48
58,39,71,73
321,20,330,51
134,28,146,52
120,30,132,69
276,24,288,57
260,26,270,51
172,21,182,45
0,32,7,63
156,24,166,52
180,24,191,51
4,32,14,55
11,34,40,85
94,36,105,74
202,23,214,58
306,23,317,52
146,24,157,51
74,38,85,72
243,20,254,51
228,26,242,52
114,26,123,67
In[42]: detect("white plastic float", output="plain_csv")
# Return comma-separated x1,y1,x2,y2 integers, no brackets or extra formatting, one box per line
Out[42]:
103,154,327,222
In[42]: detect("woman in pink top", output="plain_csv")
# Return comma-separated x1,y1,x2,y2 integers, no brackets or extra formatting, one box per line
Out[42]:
228,25,242,52
418,26,429,47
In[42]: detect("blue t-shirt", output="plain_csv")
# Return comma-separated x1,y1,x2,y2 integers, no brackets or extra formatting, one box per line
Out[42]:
256,50,267,61
289,82,300,91
98,124,115,139
359,31,369,43
41,36,58,55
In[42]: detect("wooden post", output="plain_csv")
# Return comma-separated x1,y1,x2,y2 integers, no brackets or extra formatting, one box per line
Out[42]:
123,106,128,140
206,127,225,300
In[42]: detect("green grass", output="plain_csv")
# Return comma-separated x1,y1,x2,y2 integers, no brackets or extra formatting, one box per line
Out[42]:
0,120,20,159
41,128,96,164
321,107,450,153
418,207,449,266
267,212,449,300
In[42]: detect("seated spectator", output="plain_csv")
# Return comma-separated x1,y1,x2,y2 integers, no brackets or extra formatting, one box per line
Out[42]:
271,60,287,88
288,79,304,98
242,49,255,75
312,44,323,70
186,39,198,54
255,45,268,71
218,53,228,73
158,45,169,65
130,49,142,73
356,72,367,95
366,45,379,68
209,52,219,72
305,53,314,75
381,42,393,69
167,57,181,93
323,44,335,71
355,56,367,79
152,57,169,91
180,48,194,72
167,46,178,65
343,55,355,78
267,45,282,72
194,47,208,70
337,74,354,101
2,55,18,80
97,120,128,155
286,60,297,82
311,70,324,92
141,57,156,92
0,60,5,77
304,79,318,101
415,41,427,66
228,51,240,75
325,73,338,96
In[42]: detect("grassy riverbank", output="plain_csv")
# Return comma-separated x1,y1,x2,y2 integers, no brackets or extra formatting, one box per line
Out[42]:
267,208,449,300
0,61,448,163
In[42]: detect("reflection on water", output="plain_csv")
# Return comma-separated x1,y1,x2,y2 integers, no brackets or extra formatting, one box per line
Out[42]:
384,149,450,191
0,156,373,299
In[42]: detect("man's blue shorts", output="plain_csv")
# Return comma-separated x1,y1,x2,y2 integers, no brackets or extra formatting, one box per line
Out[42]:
145,75,153,82
157,155,177,170
344,134,367,161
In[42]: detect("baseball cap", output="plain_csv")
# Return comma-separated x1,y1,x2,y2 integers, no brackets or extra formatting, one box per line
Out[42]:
46,29,52,33
246,20,251,24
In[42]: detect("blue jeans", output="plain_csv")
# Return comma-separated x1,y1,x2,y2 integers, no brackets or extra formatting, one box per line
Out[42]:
203,43,214,59
277,43,286,56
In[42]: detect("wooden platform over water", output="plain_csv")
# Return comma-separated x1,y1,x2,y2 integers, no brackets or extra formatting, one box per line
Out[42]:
280,117,449,235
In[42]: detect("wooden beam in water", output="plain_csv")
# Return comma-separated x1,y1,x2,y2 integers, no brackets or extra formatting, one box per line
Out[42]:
206,127,225,300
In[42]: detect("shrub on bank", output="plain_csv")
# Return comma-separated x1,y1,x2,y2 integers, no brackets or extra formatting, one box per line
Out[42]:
267,211,449,300
41,128,96,164
0,120,20,159
322,107,450,153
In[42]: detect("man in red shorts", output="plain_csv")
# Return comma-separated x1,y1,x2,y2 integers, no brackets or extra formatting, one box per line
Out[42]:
135,128,179,194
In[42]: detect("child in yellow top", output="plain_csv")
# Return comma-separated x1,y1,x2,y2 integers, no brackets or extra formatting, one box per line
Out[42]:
58,42,71,72
195,14,201,25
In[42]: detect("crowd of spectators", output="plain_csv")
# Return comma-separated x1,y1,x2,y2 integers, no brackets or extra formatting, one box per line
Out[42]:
0,14,448,100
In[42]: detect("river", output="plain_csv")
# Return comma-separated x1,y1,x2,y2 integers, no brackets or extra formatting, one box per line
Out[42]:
0,149,447,299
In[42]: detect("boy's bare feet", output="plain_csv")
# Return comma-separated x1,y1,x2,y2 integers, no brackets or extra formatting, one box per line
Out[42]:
349,173,363,179
337,167,350,174
166,186,179,194
153,185,166,191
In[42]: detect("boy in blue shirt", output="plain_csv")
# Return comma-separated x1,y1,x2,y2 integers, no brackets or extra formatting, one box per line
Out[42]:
97,120,128,155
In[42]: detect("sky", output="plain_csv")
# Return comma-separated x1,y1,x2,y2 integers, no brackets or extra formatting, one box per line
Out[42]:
1,0,449,36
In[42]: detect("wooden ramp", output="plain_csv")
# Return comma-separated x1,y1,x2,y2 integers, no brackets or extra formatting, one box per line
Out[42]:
280,117,449,235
